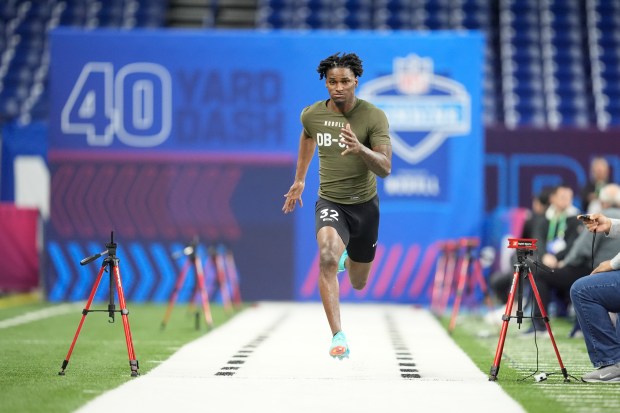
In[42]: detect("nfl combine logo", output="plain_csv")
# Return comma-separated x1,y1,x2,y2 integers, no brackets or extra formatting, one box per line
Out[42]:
394,55,432,95
358,54,472,197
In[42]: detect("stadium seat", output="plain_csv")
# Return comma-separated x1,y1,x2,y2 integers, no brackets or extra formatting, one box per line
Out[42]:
367,0,617,127
342,9,373,29
0,0,171,124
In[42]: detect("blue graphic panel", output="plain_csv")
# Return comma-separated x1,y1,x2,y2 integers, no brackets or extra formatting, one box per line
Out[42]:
49,29,483,303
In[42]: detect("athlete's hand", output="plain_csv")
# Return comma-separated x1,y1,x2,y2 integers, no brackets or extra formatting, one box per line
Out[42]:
282,180,305,214
339,123,363,156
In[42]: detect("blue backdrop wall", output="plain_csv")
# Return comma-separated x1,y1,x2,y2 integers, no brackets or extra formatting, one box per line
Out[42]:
47,28,484,303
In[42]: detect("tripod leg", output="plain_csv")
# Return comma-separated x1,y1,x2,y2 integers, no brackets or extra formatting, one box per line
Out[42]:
194,255,214,328
112,263,140,377
489,269,520,381
439,249,458,316
192,292,200,331
225,250,242,308
59,264,106,375
527,271,569,381
190,282,200,330
430,250,446,315
449,253,470,333
161,260,191,329
471,258,495,310
212,250,233,313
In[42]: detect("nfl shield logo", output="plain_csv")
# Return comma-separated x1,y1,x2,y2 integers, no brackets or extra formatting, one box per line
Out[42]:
358,54,471,165
395,55,432,95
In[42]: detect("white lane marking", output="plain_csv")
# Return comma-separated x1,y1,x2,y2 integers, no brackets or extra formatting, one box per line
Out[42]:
0,304,82,329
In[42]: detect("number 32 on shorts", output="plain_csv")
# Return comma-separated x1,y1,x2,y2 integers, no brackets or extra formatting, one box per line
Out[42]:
320,208,339,222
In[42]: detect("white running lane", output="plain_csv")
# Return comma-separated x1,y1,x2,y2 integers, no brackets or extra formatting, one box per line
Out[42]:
76,302,525,413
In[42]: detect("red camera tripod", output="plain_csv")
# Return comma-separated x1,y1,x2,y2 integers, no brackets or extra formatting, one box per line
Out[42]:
58,232,139,377
488,239,569,382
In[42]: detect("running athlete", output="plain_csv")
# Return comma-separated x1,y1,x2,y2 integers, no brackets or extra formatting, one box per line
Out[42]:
282,52,392,359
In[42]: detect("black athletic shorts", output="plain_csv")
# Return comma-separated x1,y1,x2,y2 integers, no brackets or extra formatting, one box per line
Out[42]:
314,195,379,263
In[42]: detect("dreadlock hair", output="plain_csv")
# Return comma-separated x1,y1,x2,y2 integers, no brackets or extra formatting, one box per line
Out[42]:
317,52,364,80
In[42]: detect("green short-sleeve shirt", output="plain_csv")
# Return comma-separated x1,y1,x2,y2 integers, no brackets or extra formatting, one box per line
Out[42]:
301,98,391,204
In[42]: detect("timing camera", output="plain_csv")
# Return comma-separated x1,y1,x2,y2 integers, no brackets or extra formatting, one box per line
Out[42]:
507,238,538,261
507,238,538,250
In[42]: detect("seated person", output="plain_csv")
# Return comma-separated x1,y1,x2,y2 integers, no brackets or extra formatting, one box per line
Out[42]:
531,184,620,332
570,212,620,382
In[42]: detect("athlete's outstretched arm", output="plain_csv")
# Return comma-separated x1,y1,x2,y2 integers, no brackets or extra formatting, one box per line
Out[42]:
283,130,316,213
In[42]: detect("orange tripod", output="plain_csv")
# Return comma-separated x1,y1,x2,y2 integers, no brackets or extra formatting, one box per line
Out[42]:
207,243,244,312
222,245,242,309
430,240,458,316
58,232,139,377
448,237,494,333
161,238,213,330
208,244,233,313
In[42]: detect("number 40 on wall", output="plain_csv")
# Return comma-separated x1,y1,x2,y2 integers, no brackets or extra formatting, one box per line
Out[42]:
61,62,172,148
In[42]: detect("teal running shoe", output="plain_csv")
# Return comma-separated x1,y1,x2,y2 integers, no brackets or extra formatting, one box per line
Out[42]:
338,250,348,273
329,331,350,359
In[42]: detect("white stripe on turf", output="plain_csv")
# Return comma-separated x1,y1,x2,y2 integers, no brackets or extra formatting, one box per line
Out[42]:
0,303,82,329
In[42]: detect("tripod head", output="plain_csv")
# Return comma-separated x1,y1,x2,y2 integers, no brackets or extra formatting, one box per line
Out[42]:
172,236,200,260
459,237,480,249
508,238,553,274
76,231,122,323
80,231,117,266
507,238,553,327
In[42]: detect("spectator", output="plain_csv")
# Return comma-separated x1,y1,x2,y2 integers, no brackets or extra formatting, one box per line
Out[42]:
518,184,581,333
535,184,581,270
522,186,554,239
529,184,620,333
570,212,620,383
580,157,611,214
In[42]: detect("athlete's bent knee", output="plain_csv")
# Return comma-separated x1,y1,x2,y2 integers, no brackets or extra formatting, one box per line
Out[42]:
350,278,367,290
318,246,340,274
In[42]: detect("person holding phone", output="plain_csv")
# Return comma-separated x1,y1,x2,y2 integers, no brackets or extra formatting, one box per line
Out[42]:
570,212,620,382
